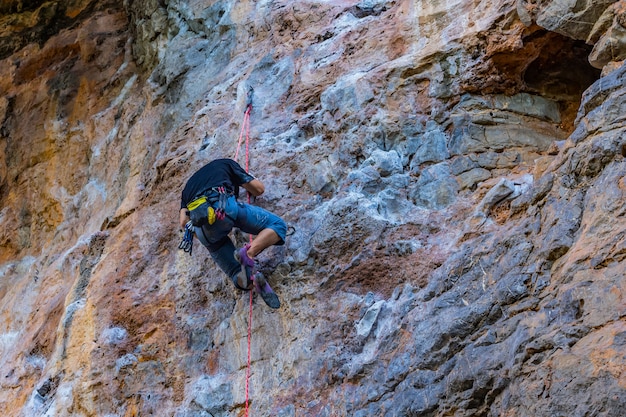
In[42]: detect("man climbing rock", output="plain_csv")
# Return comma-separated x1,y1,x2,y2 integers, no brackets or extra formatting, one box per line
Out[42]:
178,158,286,309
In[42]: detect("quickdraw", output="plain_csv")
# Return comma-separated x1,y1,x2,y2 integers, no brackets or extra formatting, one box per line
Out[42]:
178,221,194,255
215,186,228,221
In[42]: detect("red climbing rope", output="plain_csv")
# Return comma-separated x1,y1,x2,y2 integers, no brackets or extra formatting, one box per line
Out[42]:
234,106,251,165
235,98,254,417
245,284,253,416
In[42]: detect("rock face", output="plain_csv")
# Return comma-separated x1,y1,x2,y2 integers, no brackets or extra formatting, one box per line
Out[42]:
1,0,625,416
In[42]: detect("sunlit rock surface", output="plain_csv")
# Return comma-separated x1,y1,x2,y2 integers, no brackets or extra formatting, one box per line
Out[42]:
1,1,625,416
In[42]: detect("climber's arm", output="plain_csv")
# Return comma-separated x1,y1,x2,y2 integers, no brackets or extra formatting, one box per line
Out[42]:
179,208,190,229
242,179,265,197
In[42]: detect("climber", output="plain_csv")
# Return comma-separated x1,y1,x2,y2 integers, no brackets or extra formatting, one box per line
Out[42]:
178,158,286,309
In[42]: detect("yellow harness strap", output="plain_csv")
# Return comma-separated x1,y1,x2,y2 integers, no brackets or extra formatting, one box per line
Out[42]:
187,196,207,211
187,196,217,225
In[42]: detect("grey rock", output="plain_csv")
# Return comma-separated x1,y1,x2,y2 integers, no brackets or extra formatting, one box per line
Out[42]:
355,300,385,337
475,175,533,215
361,149,403,177
410,128,450,168
409,162,459,209
532,0,615,40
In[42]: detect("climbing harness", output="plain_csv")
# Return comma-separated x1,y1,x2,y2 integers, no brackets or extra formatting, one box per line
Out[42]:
187,196,217,227
180,190,229,256
186,187,233,228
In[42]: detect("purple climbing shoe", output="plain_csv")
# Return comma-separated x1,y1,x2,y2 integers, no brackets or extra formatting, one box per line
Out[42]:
253,272,280,309
234,244,255,290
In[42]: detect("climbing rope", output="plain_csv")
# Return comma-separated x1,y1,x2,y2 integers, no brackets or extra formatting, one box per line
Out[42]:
245,282,253,416
234,89,254,417
234,105,252,165
235,87,253,167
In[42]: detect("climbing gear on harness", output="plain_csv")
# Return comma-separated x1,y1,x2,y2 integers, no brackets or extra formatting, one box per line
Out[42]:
178,221,194,255
187,196,215,227
216,186,228,221
186,188,233,227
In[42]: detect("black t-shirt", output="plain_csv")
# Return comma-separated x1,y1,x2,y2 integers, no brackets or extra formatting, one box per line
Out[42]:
181,159,255,208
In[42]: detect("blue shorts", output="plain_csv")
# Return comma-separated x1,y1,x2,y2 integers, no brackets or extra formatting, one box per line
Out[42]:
194,196,286,289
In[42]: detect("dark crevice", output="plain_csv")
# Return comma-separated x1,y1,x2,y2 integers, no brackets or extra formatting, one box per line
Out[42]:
523,33,601,131
524,38,599,100
0,0,124,60
0,0,48,14
523,36,601,130
488,29,602,132
347,5,387,19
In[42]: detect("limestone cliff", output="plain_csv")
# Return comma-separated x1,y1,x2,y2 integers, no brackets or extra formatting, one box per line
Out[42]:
1,1,625,416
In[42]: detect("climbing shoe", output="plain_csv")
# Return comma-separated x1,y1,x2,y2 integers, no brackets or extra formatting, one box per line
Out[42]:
234,244,255,290
253,272,281,309
235,270,253,290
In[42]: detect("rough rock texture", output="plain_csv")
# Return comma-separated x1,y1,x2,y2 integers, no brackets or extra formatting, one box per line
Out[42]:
0,0,625,416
